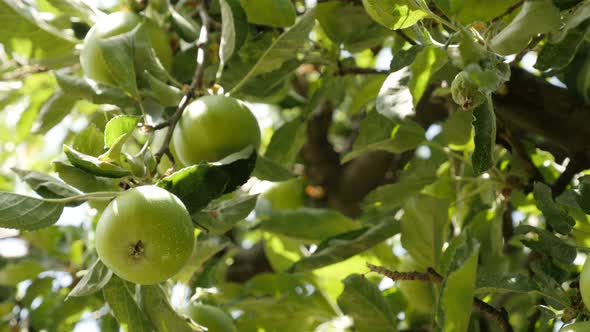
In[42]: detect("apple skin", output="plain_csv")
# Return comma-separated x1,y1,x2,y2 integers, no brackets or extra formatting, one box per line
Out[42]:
80,11,172,85
95,185,194,285
261,179,305,211
172,95,261,165
183,304,238,332
560,322,590,332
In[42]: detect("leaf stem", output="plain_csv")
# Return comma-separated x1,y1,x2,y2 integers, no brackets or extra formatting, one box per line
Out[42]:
42,192,118,204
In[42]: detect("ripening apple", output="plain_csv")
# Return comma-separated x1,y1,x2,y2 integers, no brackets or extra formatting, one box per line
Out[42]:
560,321,590,332
95,185,194,285
172,95,261,165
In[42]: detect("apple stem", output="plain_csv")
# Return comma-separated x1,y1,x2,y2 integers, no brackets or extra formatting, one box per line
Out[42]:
154,3,210,166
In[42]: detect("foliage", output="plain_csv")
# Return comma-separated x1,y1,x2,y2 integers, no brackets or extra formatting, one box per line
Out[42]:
1,0,590,331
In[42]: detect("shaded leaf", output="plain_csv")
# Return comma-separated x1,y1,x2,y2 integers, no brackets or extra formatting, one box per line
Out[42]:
515,225,577,264
337,274,395,332
290,217,400,272
54,73,136,106
471,95,495,175
158,149,257,214
103,276,153,332
534,182,575,235
193,194,258,235
63,144,131,178
259,208,361,241
401,194,449,269
230,9,315,93
252,154,296,181
12,168,81,200
239,0,296,27
139,285,193,332
31,90,77,134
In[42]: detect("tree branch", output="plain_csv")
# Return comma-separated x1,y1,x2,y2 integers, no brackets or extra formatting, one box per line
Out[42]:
154,4,210,165
367,263,514,332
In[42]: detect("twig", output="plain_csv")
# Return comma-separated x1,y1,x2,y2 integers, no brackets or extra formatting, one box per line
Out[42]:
154,4,210,165
1,64,49,80
337,67,389,76
491,0,524,23
367,263,514,332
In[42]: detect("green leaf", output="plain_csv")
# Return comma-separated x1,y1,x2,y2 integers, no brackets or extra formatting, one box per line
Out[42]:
104,115,139,148
98,28,138,96
157,149,257,214
401,194,449,269
290,217,400,272
361,0,427,30
475,273,540,294
471,95,495,175
53,161,119,193
11,168,81,200
175,234,230,283
337,274,396,332
139,285,193,332
435,0,518,25
363,161,438,212
252,155,296,181
144,71,183,107
103,276,153,332
533,182,575,235
343,115,425,163
390,45,424,72
0,260,45,287
230,9,315,93
0,0,76,61
316,1,390,53
259,208,362,241
67,259,112,298
552,0,590,43
0,192,63,230
31,90,77,134
409,46,448,106
73,124,105,156
63,144,131,178
54,73,136,106
440,111,473,146
535,30,586,71
170,5,200,42
193,194,258,235
437,234,479,332
515,225,577,264
218,0,248,75
239,0,296,27
265,117,307,167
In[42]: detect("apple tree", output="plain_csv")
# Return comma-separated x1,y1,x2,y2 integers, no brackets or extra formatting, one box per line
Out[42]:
2,0,590,331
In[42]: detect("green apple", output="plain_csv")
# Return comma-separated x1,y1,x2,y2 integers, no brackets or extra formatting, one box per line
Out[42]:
95,185,194,285
172,95,261,164
261,179,305,211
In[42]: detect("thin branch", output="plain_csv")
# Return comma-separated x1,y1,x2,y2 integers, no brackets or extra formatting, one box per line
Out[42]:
337,67,389,76
1,64,48,80
154,4,210,165
367,263,514,332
